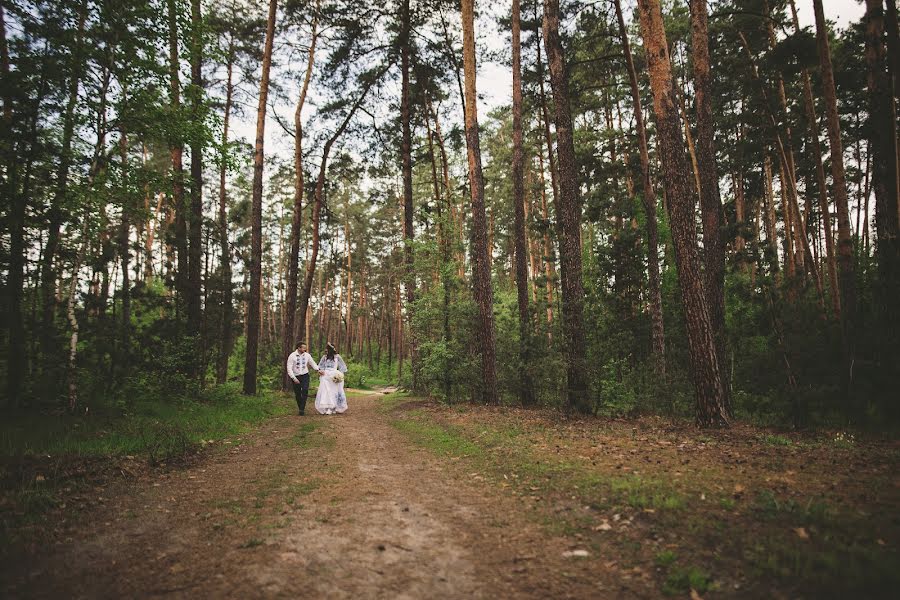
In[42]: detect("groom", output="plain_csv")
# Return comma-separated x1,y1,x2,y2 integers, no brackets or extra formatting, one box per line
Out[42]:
286,341,321,415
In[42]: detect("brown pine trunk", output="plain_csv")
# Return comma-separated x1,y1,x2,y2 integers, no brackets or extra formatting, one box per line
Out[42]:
512,0,535,406
400,0,419,391
789,0,841,319
764,153,781,278
614,0,665,372
764,0,805,279
637,0,728,427
2,3,25,405
534,3,560,209
689,0,729,410
39,1,87,371
118,128,131,367
216,37,235,384
282,6,319,389
187,0,203,333
296,78,377,345
738,32,824,307
167,0,189,310
461,0,499,404
813,0,858,393
242,0,277,395
543,0,589,413
865,0,900,348
537,149,556,339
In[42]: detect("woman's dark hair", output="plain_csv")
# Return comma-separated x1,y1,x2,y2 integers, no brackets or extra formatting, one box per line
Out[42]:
326,343,336,360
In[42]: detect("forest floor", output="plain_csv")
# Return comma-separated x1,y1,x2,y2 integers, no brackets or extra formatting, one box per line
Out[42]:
2,390,898,599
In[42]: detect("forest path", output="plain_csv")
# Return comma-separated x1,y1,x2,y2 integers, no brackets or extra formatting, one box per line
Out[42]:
9,392,639,599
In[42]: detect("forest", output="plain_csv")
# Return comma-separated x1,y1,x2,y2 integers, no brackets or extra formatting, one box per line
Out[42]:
2,0,898,427
1,0,899,596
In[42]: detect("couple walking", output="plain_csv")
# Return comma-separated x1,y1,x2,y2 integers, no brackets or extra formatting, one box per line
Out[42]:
286,342,349,416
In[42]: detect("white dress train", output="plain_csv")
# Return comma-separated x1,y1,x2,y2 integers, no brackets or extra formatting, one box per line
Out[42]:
315,355,348,414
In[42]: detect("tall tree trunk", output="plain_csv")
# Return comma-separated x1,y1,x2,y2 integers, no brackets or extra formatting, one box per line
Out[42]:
764,153,781,277
534,2,560,208
637,0,728,427
813,0,858,402
864,0,900,357
188,0,203,334
738,32,824,308
461,0,499,404
400,0,419,391
764,0,806,280
689,0,729,410
2,4,25,405
217,38,235,384
283,5,319,390
242,0,277,395
543,0,589,413
167,0,189,312
788,0,840,319
614,0,665,373
537,149,556,339
511,0,535,406
296,78,377,342
118,128,131,373
39,1,87,374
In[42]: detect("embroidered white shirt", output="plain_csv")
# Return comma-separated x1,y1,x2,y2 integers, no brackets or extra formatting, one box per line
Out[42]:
286,351,319,383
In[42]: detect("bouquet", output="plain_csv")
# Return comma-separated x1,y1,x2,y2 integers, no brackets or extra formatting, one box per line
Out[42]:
331,371,345,384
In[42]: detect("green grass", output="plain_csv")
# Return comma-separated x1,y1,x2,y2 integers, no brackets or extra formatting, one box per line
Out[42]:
662,565,711,595
655,550,678,567
390,418,483,458
759,434,793,446
0,383,292,460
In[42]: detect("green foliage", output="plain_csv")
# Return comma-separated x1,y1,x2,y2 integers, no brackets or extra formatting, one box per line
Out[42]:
0,383,291,459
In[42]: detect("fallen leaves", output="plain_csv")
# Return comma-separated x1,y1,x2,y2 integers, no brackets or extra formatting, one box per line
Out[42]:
794,527,809,540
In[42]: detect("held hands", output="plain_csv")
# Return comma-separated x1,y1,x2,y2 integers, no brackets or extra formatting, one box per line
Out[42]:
318,370,325,376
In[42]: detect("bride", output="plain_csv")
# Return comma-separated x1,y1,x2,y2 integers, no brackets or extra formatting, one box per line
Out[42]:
315,343,349,415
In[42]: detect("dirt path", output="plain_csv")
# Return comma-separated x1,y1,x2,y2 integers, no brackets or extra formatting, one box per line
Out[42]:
7,393,645,599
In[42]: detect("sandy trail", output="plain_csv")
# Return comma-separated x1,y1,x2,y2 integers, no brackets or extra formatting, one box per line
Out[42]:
7,393,641,599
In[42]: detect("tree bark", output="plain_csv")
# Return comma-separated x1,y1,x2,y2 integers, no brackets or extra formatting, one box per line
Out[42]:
188,0,203,334
2,3,25,405
864,0,900,351
39,1,87,373
689,0,728,410
400,0,419,391
216,35,236,384
461,0,499,404
118,128,131,371
813,0,858,395
296,78,378,344
243,0,277,395
283,4,319,390
788,0,840,319
511,0,535,406
614,0,665,373
543,0,589,413
637,0,728,427
167,0,189,312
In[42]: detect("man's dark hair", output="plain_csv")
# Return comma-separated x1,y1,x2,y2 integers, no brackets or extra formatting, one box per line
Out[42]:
295,341,306,349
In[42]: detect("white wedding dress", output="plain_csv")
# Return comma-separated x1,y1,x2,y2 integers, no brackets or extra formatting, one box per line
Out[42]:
315,354,348,414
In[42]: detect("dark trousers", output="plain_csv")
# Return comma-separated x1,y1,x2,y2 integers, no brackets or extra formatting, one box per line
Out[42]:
293,373,310,414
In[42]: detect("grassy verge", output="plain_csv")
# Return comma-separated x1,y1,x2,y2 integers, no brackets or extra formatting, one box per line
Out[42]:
0,383,295,547
383,394,899,598
0,383,292,460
